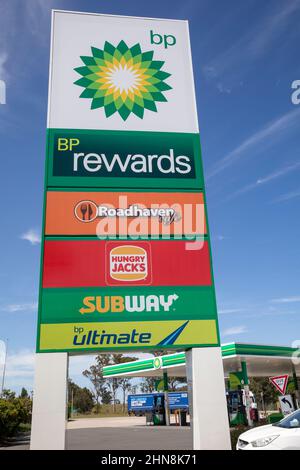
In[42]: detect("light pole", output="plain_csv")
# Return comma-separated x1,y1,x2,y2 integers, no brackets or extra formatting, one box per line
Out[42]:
0,339,8,397
71,389,74,419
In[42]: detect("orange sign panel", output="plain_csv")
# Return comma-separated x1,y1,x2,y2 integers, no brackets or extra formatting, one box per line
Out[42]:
45,191,206,237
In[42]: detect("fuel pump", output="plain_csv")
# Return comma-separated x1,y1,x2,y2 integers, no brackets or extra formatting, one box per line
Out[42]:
153,394,166,425
227,389,248,426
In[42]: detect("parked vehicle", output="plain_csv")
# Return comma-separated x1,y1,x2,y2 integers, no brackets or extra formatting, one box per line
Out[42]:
237,409,300,450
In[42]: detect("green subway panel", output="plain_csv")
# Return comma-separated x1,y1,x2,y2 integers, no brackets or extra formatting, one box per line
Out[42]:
40,285,217,324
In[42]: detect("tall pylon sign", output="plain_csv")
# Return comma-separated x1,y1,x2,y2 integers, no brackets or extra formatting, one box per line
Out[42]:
37,10,220,353
31,10,231,450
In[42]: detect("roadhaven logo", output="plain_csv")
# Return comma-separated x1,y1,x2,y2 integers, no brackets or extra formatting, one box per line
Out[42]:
74,200,179,225
79,293,179,314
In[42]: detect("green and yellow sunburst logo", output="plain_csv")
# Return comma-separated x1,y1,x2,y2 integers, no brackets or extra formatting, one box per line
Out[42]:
74,40,172,121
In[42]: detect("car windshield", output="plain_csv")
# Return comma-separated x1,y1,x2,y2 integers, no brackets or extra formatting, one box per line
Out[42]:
273,410,300,429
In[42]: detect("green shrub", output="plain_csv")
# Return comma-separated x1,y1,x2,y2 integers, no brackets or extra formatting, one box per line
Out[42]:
0,397,32,439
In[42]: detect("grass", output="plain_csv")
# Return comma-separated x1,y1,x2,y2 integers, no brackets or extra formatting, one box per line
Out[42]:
70,403,128,419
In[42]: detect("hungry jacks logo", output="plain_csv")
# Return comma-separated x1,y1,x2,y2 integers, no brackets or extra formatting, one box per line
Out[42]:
74,40,172,121
106,243,152,285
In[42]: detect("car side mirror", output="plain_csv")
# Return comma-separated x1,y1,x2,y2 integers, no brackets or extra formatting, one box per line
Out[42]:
290,419,299,428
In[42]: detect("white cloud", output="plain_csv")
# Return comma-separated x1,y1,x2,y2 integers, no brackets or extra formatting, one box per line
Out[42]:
1,349,35,393
222,325,248,336
2,350,154,395
256,161,300,185
212,234,227,241
0,340,6,364
20,228,41,245
0,0,54,84
6,350,35,374
203,1,300,87
271,296,300,304
224,161,300,201
69,355,97,379
207,108,300,179
248,0,300,56
216,83,231,94
1,302,37,313
69,352,155,379
272,189,300,203
218,308,243,315
0,52,7,79
24,0,53,38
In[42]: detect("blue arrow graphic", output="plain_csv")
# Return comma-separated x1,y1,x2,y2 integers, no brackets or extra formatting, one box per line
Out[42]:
157,321,189,346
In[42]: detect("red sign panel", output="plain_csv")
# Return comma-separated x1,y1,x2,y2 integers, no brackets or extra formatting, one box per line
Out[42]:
42,240,212,288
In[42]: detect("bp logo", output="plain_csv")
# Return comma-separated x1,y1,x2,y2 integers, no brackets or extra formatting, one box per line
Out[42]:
153,357,162,369
74,40,172,121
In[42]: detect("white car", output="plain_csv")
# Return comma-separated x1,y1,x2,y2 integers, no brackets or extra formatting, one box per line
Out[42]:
237,409,300,450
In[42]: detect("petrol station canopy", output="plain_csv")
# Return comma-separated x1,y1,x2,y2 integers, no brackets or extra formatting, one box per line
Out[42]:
103,343,300,379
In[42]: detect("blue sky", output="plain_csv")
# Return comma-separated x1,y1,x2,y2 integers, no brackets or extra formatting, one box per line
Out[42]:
0,0,299,393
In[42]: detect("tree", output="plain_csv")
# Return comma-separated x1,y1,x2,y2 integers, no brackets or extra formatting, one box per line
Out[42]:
76,387,94,413
110,354,138,411
107,377,120,412
83,354,112,411
0,390,32,439
82,364,107,409
20,387,29,399
140,377,157,393
250,377,279,409
119,378,132,412
2,389,16,400
101,388,112,405
168,377,187,391
82,354,138,413
68,380,94,414
152,350,165,358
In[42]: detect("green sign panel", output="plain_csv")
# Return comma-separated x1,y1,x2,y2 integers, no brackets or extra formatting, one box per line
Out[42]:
40,286,217,324
47,129,203,189
229,372,245,390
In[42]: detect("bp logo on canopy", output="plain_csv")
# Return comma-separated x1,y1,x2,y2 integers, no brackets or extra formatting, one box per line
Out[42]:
74,40,172,120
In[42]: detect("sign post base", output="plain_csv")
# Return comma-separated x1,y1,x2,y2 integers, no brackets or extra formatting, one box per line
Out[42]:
186,347,231,450
30,352,68,450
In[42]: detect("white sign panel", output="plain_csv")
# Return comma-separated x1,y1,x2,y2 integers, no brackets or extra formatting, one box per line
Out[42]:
48,10,199,133
279,394,295,416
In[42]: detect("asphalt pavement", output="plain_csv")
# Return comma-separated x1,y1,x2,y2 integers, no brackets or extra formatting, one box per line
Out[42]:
0,416,192,450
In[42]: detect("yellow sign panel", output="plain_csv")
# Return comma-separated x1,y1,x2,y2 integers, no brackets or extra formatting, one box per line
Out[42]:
39,319,218,351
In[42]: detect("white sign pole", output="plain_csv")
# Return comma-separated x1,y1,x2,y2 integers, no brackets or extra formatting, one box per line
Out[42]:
30,353,68,450
186,347,231,450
